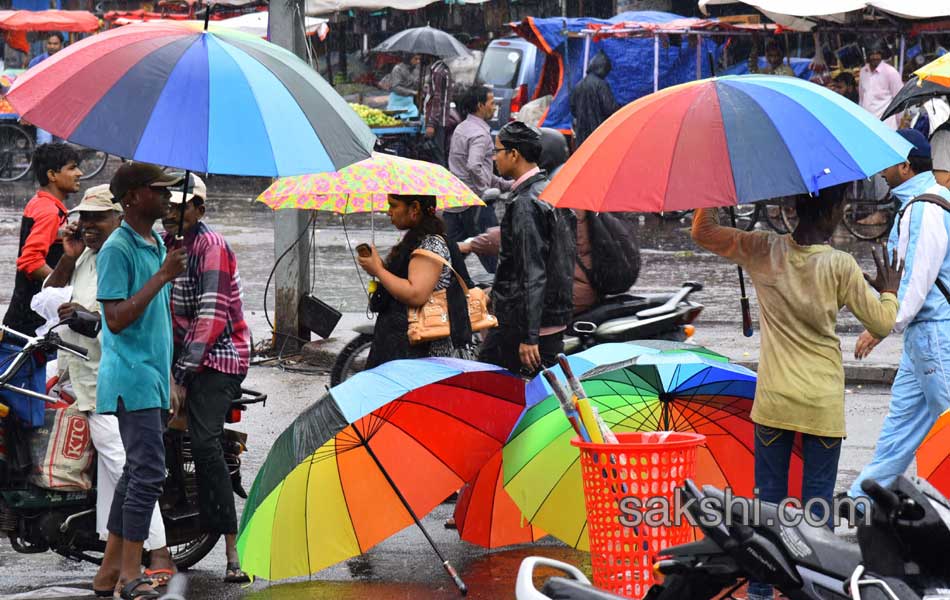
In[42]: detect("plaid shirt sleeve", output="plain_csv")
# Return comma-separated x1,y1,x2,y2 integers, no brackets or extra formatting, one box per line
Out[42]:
425,62,451,129
173,240,234,384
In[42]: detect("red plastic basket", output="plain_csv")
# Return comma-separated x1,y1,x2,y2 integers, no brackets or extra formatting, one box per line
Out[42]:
572,431,706,599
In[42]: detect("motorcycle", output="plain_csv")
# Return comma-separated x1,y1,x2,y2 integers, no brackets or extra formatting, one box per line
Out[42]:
329,281,704,386
0,318,266,568
515,475,950,600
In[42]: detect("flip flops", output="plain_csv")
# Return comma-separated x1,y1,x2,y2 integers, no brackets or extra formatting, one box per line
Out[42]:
224,561,251,584
117,576,160,599
143,568,174,588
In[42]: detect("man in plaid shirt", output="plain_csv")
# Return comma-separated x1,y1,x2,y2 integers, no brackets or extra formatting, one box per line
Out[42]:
162,174,252,583
423,57,453,166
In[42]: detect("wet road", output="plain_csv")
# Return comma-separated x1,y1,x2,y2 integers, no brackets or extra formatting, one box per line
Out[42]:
0,177,899,598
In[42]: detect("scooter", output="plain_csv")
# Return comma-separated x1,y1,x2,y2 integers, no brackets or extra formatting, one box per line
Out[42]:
329,282,704,386
515,475,950,600
0,318,266,568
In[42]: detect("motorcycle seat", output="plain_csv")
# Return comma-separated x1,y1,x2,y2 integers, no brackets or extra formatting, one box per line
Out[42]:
705,488,862,580
570,296,661,333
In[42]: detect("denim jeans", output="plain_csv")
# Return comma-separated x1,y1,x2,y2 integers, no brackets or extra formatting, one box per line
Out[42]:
849,321,950,499
106,399,165,542
748,424,842,600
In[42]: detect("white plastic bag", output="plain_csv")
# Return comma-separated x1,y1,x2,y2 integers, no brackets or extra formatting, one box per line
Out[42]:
30,285,72,336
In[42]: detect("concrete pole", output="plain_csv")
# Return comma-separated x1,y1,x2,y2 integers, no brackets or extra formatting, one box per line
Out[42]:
696,33,702,80
269,0,311,351
582,33,591,77
653,34,660,93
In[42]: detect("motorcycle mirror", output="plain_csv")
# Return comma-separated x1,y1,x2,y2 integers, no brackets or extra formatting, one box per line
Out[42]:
66,309,101,338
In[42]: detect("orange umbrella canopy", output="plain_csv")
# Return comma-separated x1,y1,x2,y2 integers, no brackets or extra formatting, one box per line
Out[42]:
918,410,950,497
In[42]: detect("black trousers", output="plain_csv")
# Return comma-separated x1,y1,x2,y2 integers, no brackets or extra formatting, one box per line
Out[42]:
478,324,564,377
186,369,244,536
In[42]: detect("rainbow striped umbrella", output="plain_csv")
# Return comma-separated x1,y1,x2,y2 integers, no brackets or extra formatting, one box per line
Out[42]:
6,21,375,176
257,152,484,213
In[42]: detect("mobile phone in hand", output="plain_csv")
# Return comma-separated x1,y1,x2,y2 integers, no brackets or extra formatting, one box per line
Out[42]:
356,243,372,258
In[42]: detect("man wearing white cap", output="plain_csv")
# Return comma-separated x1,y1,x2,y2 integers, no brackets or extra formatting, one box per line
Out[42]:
162,174,251,583
44,184,177,594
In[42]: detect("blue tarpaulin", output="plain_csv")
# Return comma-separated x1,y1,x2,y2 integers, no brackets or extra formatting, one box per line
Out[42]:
516,11,720,131
722,56,815,80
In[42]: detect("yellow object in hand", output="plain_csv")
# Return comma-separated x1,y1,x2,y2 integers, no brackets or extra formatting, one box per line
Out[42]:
367,280,378,294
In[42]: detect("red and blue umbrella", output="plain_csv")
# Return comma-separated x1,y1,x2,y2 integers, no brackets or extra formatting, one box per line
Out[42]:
7,21,375,176
542,75,914,212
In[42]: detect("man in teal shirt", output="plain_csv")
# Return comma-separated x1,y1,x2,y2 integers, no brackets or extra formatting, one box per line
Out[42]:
94,163,186,599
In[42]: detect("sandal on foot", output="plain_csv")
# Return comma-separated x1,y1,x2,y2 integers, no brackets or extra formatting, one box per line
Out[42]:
118,576,159,599
443,518,457,530
94,589,114,598
224,562,250,584
144,568,174,588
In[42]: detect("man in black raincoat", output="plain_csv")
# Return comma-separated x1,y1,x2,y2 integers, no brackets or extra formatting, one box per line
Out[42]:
569,51,619,148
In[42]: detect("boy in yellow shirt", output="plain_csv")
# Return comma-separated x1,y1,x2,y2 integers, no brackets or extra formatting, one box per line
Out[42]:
692,183,902,600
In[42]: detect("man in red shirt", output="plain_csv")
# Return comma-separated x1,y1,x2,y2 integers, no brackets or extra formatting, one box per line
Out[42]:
0,144,81,426
4,143,83,338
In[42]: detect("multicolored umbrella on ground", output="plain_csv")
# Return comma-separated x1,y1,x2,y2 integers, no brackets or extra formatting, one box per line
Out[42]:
256,152,484,213
453,449,546,549
6,20,374,176
542,75,912,213
504,351,803,551
236,358,524,593
917,410,950,497
915,53,950,88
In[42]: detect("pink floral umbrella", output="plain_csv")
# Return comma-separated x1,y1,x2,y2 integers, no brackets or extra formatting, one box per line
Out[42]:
257,152,483,213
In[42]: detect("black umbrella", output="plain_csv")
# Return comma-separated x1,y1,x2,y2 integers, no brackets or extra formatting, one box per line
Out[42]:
882,75,950,120
373,26,471,59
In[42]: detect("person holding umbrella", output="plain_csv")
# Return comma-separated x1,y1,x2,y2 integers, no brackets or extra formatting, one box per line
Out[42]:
96,162,187,600
691,188,902,600
161,174,252,584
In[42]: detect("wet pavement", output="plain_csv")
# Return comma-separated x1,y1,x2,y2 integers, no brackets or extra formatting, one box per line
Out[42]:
0,175,906,598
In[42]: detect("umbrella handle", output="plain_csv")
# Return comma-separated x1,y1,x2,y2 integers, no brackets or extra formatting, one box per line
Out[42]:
442,561,468,596
741,296,753,338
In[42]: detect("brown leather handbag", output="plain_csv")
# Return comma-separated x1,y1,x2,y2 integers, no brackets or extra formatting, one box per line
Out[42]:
407,248,497,345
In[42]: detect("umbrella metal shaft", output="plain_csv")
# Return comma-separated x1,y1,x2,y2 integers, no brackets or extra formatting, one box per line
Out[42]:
348,424,468,596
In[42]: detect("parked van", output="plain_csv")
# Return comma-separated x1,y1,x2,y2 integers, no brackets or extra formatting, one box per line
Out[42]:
475,37,544,132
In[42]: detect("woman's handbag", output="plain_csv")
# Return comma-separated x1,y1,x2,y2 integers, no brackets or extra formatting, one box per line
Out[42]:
407,249,497,345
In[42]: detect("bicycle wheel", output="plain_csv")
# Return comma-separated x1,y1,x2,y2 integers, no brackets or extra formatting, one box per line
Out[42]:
77,147,109,180
0,123,34,182
761,199,790,234
659,210,692,221
780,204,799,233
720,204,760,231
842,199,895,241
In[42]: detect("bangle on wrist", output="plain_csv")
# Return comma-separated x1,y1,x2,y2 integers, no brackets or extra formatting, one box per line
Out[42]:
881,289,897,295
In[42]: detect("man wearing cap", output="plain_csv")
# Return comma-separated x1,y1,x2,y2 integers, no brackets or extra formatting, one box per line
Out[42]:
161,174,251,583
850,128,950,502
44,185,178,592
96,162,187,600
480,121,576,375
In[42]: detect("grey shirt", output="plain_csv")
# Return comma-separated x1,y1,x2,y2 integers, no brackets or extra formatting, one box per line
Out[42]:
447,114,512,212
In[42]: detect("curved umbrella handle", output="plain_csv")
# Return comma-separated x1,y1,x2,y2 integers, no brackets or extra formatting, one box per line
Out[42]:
741,296,754,338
